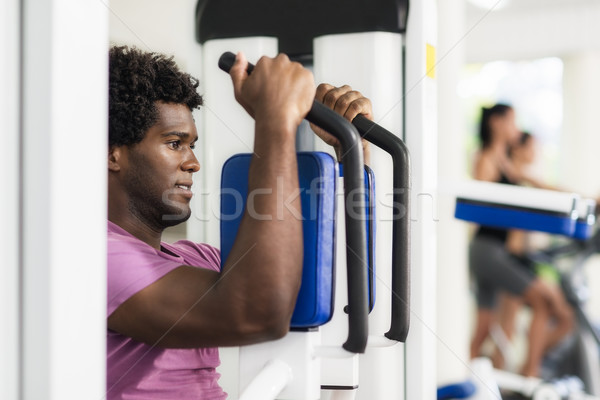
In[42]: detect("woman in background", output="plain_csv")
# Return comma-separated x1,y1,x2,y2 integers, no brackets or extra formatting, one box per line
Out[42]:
469,105,573,377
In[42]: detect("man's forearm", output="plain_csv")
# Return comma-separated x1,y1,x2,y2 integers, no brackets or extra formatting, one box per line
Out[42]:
218,119,303,330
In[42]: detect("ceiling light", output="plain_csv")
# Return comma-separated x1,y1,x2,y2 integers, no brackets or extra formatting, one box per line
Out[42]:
468,0,511,11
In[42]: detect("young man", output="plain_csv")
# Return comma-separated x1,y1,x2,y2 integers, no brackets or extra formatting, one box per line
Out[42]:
106,46,372,399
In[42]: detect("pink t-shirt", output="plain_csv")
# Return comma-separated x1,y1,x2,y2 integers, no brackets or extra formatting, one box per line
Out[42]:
106,221,227,399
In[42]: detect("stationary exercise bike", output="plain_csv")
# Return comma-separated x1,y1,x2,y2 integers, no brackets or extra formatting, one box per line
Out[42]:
453,181,600,400
509,227,600,397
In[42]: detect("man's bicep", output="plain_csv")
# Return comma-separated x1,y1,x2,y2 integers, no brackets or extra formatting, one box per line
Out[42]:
107,265,245,348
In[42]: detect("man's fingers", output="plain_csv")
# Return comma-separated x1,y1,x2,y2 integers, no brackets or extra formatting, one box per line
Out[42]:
332,91,368,120
333,90,362,115
320,85,353,109
316,84,373,123
342,97,373,122
315,83,335,103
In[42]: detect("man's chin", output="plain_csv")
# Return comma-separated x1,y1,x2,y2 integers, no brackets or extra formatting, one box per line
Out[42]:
161,209,192,227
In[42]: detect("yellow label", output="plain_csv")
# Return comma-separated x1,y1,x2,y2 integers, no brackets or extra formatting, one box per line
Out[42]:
426,43,436,79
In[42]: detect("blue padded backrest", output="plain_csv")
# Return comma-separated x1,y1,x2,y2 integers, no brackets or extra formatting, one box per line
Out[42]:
340,164,376,312
365,165,376,311
221,152,337,328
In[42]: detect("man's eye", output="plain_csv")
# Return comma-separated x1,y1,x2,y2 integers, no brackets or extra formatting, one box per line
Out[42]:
168,141,180,149
190,143,196,150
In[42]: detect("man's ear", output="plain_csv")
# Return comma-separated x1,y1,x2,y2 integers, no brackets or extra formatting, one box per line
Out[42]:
108,146,122,172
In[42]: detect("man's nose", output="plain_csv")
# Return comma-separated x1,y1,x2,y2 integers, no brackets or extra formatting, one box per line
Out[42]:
181,149,200,173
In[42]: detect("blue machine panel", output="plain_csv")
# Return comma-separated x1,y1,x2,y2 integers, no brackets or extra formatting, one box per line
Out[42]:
455,199,576,237
574,220,594,240
437,381,476,400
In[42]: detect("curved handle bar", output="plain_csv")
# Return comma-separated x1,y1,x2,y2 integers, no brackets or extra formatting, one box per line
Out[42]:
218,52,369,353
352,116,411,342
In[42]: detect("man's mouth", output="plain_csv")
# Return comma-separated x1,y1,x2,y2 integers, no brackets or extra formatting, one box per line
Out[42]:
174,182,193,199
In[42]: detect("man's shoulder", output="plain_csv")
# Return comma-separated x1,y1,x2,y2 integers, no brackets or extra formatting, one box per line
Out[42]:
164,240,221,272
105,220,221,271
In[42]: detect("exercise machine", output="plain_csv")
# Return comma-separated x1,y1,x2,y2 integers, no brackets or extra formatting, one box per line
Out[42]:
454,180,600,400
218,52,410,399
192,0,439,398
522,230,600,396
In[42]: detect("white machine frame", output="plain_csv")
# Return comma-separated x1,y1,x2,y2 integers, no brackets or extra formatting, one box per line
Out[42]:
193,1,439,398
2,0,108,399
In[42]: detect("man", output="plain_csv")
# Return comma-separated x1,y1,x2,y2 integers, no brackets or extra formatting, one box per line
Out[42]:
106,46,372,399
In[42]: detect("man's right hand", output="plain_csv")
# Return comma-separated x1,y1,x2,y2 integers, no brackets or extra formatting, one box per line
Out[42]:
229,52,315,136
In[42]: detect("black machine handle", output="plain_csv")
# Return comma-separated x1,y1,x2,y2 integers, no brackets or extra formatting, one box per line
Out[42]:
218,51,369,354
352,117,411,342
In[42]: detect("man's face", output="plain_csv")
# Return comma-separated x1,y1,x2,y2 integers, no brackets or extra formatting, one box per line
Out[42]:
119,101,200,230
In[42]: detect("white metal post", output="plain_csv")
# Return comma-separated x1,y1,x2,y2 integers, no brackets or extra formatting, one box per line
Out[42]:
194,37,279,399
21,0,108,398
313,31,405,400
1,0,21,398
436,0,471,388
405,0,439,399
191,37,278,247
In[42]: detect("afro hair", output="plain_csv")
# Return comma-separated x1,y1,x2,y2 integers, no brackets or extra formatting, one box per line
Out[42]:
109,46,203,147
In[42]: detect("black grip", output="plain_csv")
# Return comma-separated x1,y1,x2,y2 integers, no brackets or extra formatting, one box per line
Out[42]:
218,51,369,353
352,116,411,342
218,51,254,75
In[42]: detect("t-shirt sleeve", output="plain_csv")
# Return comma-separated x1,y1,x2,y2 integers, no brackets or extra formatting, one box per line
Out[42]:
172,240,222,272
107,236,183,317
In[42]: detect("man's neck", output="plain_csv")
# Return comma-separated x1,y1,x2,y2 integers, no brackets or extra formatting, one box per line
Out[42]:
109,213,163,250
